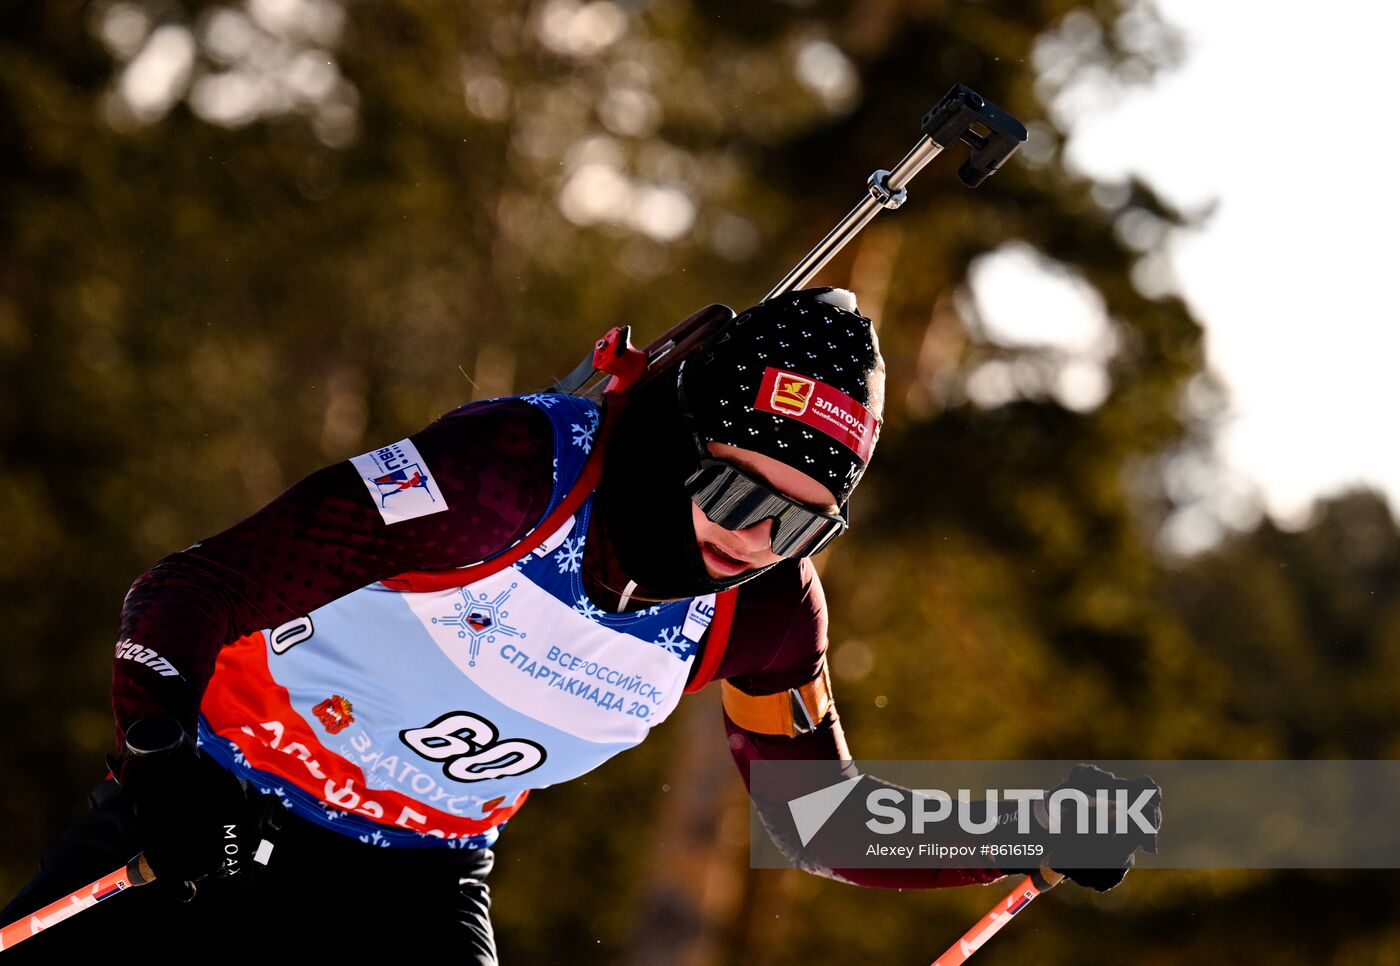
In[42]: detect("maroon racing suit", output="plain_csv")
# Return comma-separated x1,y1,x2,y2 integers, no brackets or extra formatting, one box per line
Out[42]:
112,396,1005,890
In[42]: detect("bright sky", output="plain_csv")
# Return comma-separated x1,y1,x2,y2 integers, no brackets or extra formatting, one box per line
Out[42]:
1063,1,1400,531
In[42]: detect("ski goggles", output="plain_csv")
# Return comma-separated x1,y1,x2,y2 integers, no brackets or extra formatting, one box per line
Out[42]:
684,459,848,558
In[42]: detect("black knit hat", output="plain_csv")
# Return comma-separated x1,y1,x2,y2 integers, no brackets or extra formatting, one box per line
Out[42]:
680,287,884,505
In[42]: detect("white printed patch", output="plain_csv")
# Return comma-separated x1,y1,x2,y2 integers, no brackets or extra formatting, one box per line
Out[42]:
402,571,694,744
682,594,718,643
350,439,448,524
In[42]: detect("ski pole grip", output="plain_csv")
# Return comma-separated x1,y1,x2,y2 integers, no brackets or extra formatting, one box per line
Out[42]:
126,852,157,886
921,84,1027,187
1028,864,1064,891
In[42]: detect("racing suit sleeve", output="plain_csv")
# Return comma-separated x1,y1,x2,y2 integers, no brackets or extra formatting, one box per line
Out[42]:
717,558,1007,889
111,398,556,745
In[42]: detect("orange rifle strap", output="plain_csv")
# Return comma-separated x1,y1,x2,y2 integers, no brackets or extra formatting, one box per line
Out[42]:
719,662,833,737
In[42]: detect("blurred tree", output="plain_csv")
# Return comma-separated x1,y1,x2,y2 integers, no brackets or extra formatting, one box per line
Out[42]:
1168,489,1400,759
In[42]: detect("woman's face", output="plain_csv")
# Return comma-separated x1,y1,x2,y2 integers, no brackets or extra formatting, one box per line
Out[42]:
690,441,840,579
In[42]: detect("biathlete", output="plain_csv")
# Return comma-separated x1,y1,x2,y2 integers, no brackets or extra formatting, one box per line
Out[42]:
3,288,1140,961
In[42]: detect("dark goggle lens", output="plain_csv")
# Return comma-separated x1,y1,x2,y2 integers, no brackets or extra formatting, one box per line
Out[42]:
772,510,843,557
686,462,846,557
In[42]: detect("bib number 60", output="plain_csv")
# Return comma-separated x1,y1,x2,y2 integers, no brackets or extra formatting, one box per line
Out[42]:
400,712,546,783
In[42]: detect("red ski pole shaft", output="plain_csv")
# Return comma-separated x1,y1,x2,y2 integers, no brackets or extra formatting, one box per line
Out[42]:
0,854,155,952
930,867,1064,966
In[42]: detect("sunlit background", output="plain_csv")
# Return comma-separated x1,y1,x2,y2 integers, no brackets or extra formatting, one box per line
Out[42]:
4,1,1399,963
979,0,1400,552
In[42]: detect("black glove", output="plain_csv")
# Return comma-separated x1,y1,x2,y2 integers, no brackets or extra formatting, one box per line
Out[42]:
115,717,264,901
1043,763,1161,892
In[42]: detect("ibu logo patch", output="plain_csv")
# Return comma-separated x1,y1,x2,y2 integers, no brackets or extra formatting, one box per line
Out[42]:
373,467,427,504
350,438,448,524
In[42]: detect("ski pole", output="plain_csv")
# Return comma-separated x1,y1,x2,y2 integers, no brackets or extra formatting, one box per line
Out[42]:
0,854,155,952
1,808,278,954
930,867,1063,966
